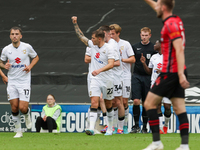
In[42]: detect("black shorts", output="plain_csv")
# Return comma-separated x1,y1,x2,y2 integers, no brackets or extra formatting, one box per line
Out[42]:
131,73,151,101
150,70,187,99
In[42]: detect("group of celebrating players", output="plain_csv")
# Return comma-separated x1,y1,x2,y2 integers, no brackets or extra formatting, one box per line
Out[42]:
0,0,190,150
72,0,190,150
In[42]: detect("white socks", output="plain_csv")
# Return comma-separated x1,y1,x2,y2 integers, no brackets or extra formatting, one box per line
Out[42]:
12,113,21,132
89,112,97,130
113,108,118,128
107,109,114,132
124,107,129,126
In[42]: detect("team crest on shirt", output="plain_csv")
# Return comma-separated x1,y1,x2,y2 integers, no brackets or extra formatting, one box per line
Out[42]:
23,49,26,54
146,54,151,59
102,50,106,54
120,46,124,51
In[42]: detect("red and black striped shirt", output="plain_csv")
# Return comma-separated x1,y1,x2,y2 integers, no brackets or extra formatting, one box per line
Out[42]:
160,15,186,73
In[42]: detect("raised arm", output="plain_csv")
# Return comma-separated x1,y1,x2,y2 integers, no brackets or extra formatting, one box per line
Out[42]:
71,16,89,46
144,0,157,12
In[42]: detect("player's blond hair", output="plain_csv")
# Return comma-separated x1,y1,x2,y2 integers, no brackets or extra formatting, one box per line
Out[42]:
109,24,122,34
140,27,151,34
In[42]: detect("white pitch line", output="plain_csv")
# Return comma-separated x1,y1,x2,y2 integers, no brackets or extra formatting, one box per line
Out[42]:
86,8,115,33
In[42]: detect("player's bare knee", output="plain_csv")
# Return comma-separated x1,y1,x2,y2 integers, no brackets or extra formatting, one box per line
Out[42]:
172,105,179,114
19,106,28,114
123,101,128,108
116,100,122,108
91,102,98,109
133,99,140,105
11,105,19,112
105,102,112,109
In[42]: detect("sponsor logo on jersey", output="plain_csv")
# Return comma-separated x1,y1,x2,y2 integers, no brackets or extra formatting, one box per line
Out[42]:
95,53,100,58
11,64,25,68
94,57,103,64
137,48,141,50
15,57,21,64
170,31,180,37
94,53,103,64
157,63,162,69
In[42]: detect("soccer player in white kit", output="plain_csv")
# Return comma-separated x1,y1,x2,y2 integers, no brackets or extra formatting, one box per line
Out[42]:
99,25,124,134
72,16,115,135
140,40,171,134
84,47,103,134
0,27,39,138
110,24,135,134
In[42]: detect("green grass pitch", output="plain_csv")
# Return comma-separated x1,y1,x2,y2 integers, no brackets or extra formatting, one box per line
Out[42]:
0,132,198,150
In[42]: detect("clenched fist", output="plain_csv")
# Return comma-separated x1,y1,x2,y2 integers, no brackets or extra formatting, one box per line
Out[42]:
71,16,77,24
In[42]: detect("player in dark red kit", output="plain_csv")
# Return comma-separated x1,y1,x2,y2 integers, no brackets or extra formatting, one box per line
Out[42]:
143,0,190,150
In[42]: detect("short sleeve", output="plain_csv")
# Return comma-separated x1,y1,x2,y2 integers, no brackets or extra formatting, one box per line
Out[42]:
166,22,181,41
27,44,37,58
127,42,134,57
0,48,7,61
88,40,93,48
114,44,120,61
85,47,91,56
148,57,154,68
107,45,115,60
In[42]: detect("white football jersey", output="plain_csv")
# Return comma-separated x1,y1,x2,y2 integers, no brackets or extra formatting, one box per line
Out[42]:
148,53,163,87
1,42,37,85
88,40,114,81
85,47,92,80
118,39,135,79
108,39,123,80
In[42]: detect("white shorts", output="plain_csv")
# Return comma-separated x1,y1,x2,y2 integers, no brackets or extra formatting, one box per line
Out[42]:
87,75,91,96
162,97,171,104
89,78,114,100
113,79,123,97
123,79,131,98
7,84,31,102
